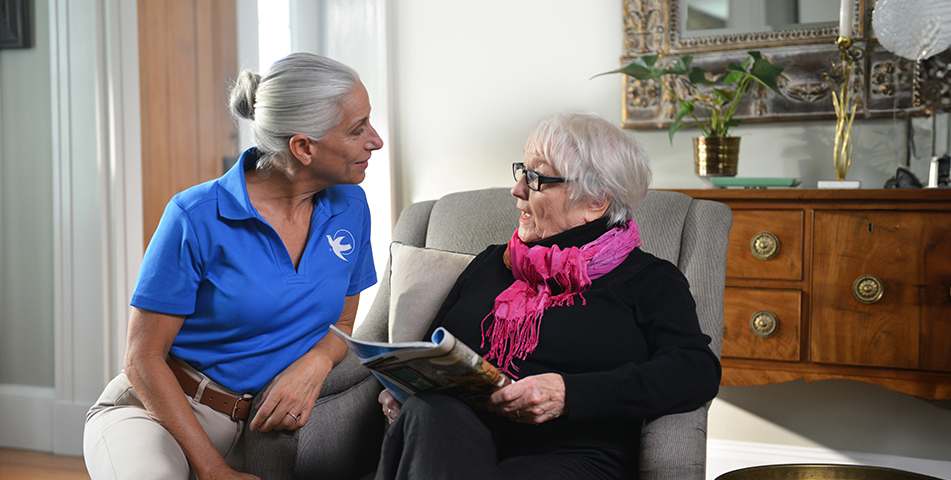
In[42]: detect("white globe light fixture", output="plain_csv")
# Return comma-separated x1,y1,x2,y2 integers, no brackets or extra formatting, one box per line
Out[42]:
873,0,951,61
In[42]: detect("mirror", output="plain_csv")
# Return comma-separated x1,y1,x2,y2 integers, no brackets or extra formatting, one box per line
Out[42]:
619,0,950,130
683,0,838,37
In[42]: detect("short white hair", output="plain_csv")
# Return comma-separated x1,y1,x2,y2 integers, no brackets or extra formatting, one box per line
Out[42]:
229,53,360,173
524,112,652,226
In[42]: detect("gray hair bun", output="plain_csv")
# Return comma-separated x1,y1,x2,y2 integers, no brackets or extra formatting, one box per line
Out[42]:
230,70,261,120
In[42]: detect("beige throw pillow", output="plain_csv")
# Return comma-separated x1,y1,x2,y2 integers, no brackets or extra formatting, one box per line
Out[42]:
388,242,475,343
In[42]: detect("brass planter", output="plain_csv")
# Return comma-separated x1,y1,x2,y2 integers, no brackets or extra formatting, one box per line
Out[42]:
716,464,943,480
694,136,740,177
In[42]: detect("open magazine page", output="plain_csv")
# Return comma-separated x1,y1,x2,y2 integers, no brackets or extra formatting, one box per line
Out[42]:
330,325,512,409
329,325,452,361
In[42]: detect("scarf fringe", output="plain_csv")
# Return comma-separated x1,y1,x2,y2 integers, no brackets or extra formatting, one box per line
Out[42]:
482,221,641,376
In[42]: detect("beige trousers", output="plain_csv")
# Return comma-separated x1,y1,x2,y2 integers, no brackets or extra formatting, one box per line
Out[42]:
83,369,247,480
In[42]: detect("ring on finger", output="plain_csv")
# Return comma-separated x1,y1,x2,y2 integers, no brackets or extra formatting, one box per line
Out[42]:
515,410,521,419
287,412,300,422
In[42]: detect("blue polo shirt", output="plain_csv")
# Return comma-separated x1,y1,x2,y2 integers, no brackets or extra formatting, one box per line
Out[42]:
131,148,377,393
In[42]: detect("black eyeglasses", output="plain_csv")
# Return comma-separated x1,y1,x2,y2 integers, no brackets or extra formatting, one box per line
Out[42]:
512,162,567,191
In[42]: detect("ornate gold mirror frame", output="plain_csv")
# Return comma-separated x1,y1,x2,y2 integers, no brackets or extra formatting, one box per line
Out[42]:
620,0,951,130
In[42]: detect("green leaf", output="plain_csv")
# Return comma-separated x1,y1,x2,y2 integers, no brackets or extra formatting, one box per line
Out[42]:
723,118,740,135
712,87,735,103
725,57,751,76
642,54,659,69
592,55,663,80
667,122,681,145
723,70,744,85
749,60,783,94
726,62,745,73
666,56,694,75
687,67,711,85
747,52,786,96
668,102,694,144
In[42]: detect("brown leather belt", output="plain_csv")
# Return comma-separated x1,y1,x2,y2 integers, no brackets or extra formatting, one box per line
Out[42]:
166,357,252,421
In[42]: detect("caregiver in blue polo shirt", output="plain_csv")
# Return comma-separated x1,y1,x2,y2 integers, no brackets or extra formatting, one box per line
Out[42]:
83,53,383,480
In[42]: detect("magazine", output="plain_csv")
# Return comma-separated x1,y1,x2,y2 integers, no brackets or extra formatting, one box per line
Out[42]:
330,325,512,409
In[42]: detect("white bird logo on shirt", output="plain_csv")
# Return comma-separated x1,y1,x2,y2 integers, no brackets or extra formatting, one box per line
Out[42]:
326,230,354,261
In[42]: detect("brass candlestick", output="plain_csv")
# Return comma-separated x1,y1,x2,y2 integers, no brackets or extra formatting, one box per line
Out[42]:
832,36,859,181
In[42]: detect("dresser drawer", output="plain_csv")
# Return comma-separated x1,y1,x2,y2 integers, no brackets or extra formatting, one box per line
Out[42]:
726,210,803,281
811,210,951,372
723,287,801,361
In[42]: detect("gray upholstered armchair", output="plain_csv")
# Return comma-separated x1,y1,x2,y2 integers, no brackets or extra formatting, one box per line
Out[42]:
245,188,732,480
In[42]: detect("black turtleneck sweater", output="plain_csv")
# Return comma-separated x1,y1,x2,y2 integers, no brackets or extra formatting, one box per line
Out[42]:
424,219,721,458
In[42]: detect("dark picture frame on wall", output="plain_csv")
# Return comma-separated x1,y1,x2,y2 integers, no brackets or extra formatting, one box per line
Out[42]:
0,0,30,49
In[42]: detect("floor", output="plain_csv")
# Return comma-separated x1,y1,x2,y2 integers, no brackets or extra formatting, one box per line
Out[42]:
0,448,90,480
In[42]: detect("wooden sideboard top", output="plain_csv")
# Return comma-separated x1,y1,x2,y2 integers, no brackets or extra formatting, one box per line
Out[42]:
672,188,951,202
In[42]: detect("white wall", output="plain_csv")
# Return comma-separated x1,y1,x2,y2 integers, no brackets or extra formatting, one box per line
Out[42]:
389,1,951,478
389,0,626,208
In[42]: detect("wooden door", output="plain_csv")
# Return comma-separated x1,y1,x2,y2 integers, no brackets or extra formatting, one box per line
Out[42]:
138,0,238,247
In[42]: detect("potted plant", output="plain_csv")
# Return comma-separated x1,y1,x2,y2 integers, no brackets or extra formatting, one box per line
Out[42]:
597,51,787,176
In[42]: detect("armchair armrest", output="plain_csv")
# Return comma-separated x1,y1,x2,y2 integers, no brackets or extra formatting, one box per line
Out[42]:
639,403,710,480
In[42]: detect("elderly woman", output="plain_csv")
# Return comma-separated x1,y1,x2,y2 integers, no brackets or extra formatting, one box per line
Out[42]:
376,112,720,480
83,53,383,480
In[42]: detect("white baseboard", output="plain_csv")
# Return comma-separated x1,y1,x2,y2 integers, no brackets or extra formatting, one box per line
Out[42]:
708,439,951,479
0,384,88,456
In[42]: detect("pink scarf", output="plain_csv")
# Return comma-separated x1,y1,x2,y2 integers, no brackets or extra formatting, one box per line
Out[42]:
481,220,642,377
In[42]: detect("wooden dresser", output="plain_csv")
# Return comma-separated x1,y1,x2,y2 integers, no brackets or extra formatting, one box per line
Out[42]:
678,189,951,399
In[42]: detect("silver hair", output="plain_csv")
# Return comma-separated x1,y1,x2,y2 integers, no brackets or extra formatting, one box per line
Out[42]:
229,53,361,173
524,112,652,226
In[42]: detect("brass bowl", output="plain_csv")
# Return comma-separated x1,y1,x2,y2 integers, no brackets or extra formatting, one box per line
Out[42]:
716,464,945,480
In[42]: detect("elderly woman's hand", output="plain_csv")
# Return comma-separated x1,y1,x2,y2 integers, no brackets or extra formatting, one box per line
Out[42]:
378,389,402,424
486,373,567,425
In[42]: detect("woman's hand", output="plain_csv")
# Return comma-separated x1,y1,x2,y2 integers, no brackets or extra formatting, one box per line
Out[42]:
249,354,331,432
249,295,361,432
486,373,567,425
378,389,402,425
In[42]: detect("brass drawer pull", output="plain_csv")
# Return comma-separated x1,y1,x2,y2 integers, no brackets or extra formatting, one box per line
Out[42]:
750,232,780,260
749,310,779,339
853,274,884,304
